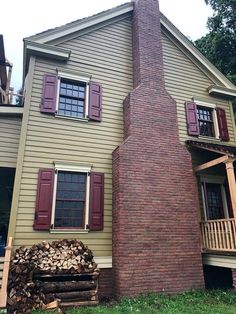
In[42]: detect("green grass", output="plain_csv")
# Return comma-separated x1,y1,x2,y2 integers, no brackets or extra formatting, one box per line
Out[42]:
34,290,236,314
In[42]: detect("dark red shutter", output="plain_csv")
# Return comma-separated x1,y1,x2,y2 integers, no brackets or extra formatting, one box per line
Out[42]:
216,107,229,141
88,82,102,121
33,169,54,230
185,101,200,136
41,74,58,113
89,172,104,231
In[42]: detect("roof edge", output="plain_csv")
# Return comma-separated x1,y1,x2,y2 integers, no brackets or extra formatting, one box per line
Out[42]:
160,13,236,90
208,85,236,98
26,2,133,44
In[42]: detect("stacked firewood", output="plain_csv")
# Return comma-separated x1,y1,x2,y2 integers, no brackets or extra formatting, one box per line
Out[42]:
7,239,99,313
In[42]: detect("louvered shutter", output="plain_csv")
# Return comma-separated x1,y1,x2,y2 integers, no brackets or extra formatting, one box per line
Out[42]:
89,172,104,231
185,101,200,136
33,169,54,230
216,107,229,141
88,82,102,121
41,74,58,113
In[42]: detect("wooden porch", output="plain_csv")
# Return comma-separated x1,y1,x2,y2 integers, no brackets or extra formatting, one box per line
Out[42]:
186,141,236,254
201,218,236,252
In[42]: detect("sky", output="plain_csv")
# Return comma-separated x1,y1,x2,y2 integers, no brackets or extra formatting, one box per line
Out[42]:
0,0,213,90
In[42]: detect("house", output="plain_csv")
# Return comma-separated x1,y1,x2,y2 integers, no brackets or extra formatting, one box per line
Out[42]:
1,0,236,302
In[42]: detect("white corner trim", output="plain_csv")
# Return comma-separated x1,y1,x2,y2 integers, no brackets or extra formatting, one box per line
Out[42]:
54,162,92,173
94,256,112,268
25,41,71,60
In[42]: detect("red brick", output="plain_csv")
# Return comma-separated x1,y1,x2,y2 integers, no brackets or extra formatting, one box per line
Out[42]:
112,0,204,298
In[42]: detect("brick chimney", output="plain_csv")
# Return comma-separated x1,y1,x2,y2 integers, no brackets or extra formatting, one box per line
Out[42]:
112,0,204,297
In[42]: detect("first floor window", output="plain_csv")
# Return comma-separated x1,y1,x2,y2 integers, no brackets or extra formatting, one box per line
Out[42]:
33,167,104,231
201,178,230,220
54,171,87,228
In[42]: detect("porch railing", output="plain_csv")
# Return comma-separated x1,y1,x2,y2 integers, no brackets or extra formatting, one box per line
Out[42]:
0,237,13,308
200,219,236,252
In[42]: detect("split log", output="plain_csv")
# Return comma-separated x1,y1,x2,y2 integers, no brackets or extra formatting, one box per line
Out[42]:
7,239,100,314
41,280,97,293
45,290,97,303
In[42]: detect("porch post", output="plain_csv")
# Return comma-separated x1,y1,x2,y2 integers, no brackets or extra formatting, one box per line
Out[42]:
225,159,236,218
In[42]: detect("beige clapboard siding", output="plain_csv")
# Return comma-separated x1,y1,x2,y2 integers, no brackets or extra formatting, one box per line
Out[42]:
13,17,133,256
0,117,22,168
162,32,236,145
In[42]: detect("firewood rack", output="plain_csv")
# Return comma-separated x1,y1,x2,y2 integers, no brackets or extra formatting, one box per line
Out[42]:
34,272,99,308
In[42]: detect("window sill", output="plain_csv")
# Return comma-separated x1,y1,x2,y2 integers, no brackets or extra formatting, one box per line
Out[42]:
50,229,89,234
198,136,221,142
55,114,89,123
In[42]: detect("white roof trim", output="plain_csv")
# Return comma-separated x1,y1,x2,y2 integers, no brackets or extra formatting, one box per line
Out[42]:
24,2,236,92
25,41,71,60
160,14,236,90
208,85,236,98
27,2,133,44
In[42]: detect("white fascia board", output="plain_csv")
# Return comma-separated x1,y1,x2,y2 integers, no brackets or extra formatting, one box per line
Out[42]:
0,106,24,116
208,85,236,98
25,41,71,60
30,2,134,44
160,15,236,90
203,254,236,269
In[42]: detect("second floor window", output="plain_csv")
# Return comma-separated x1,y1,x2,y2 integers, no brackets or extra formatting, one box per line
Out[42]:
58,79,87,119
185,101,229,141
197,106,214,137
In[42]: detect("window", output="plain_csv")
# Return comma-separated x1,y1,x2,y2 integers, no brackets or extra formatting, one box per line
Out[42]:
200,177,229,221
54,171,87,228
58,79,87,119
41,73,102,122
185,101,229,141
33,166,104,232
197,106,214,137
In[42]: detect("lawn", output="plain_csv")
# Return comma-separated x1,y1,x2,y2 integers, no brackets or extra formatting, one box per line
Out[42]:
34,290,236,314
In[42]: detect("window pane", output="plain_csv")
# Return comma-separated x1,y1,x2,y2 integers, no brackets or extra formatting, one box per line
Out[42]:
205,183,225,220
58,79,86,118
197,106,214,137
55,171,87,228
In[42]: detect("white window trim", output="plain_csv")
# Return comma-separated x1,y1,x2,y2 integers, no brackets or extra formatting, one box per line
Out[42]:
200,175,229,220
195,100,220,139
50,162,92,232
55,70,91,119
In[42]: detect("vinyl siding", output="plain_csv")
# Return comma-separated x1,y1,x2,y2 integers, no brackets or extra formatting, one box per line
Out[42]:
162,30,236,145
13,17,133,257
0,117,22,168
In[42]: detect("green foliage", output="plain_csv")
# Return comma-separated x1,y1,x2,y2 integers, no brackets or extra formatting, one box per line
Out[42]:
33,290,236,314
195,0,236,121
195,0,236,84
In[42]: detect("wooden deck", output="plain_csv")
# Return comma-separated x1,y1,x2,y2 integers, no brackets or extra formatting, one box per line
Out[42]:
200,219,236,252
0,257,3,288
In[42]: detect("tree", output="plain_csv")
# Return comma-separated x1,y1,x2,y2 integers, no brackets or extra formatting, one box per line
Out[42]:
195,0,236,120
